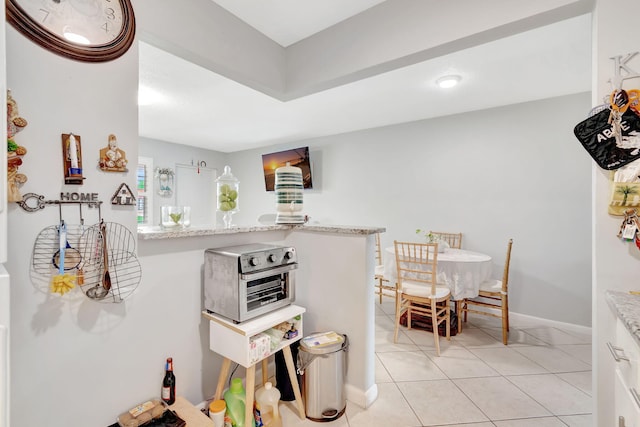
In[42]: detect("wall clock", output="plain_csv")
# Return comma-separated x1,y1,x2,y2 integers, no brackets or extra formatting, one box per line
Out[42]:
6,0,136,62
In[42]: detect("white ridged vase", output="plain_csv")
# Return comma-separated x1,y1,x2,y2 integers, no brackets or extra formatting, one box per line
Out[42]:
275,162,305,224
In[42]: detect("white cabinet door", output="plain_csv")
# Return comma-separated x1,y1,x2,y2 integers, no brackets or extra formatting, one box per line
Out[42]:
616,369,640,427
616,319,640,389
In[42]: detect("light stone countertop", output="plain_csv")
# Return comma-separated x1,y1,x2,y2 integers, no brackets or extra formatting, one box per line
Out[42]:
137,223,385,240
606,290,640,346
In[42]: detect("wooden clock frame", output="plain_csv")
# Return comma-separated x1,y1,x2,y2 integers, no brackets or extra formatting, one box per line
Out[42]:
5,0,136,63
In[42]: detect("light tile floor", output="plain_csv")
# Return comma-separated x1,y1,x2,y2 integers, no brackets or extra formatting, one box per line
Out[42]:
278,300,592,427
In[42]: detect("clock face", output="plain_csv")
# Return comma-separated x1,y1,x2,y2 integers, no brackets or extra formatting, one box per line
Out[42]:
6,0,135,62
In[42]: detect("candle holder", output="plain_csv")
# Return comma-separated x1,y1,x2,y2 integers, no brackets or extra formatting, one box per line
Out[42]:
61,133,84,185
161,206,190,229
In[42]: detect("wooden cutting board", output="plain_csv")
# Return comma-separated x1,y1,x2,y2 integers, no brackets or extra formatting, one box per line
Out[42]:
169,397,214,427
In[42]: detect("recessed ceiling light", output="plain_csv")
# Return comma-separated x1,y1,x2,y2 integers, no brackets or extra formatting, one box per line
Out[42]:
436,75,461,89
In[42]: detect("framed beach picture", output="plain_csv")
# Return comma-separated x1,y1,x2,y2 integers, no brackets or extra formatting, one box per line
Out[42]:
261,146,313,191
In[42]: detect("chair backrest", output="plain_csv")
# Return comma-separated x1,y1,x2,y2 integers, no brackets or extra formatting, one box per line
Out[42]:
375,233,382,266
429,231,462,249
393,240,439,295
502,239,513,292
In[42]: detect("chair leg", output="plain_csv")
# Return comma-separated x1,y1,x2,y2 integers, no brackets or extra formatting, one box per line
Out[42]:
504,295,510,332
463,302,468,323
431,299,440,356
445,299,451,341
393,295,401,343
501,295,509,345
394,289,398,317
456,300,463,334
378,278,382,304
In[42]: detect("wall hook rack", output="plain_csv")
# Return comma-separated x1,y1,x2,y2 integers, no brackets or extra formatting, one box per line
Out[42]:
17,192,102,217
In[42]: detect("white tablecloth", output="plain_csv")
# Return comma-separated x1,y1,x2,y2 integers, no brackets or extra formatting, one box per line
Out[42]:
383,247,493,300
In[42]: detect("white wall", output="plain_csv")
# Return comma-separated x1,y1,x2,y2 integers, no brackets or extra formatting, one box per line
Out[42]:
5,26,142,426
0,7,6,265
592,0,640,424
229,93,593,326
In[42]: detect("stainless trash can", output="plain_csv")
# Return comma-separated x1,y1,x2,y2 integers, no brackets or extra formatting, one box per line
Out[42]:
297,332,349,422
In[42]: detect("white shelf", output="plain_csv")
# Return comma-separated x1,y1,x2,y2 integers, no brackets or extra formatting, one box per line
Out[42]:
204,305,305,368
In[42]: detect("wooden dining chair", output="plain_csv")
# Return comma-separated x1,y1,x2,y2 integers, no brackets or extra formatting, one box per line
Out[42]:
429,231,462,249
374,233,395,304
457,238,513,344
393,240,451,356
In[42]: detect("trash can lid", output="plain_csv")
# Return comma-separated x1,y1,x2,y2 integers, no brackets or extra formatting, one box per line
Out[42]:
300,331,345,354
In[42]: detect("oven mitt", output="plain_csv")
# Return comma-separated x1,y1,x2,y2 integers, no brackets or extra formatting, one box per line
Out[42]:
574,108,640,170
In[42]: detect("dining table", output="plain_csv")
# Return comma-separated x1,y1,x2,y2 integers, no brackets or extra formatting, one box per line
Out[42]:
383,246,493,300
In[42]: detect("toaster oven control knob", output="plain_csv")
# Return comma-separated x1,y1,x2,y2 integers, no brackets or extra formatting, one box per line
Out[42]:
284,251,293,260
267,254,277,263
249,257,261,266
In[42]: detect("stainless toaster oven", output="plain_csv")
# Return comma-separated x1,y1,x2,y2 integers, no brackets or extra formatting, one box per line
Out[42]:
204,243,297,323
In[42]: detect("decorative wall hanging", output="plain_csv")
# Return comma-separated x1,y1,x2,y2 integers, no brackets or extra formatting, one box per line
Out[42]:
195,160,206,174
24,193,141,303
7,90,28,202
609,158,640,215
61,133,84,185
99,134,128,172
111,183,136,206
155,167,174,197
17,192,102,212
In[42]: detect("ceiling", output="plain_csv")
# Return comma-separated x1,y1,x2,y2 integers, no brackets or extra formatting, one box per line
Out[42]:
138,2,592,153
208,0,388,47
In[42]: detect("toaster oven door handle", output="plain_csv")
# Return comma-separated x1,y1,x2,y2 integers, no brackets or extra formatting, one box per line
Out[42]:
241,264,297,281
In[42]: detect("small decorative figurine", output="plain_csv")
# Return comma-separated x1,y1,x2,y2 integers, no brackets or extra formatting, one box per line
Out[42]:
99,134,128,172
111,183,136,205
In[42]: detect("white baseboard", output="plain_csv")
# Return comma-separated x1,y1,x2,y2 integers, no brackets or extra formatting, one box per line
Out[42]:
345,383,378,409
509,311,592,336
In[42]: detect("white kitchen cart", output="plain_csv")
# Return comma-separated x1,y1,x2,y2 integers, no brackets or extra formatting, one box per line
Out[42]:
203,305,306,427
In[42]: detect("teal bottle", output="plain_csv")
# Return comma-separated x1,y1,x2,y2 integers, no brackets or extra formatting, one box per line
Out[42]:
223,378,256,427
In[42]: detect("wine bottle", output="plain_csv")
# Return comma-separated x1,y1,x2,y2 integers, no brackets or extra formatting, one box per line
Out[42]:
161,357,176,405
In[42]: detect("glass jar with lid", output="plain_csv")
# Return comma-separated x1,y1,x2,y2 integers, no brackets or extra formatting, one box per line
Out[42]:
216,165,239,228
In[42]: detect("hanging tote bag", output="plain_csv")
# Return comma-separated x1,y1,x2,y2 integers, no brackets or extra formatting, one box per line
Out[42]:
573,107,640,170
574,89,640,170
